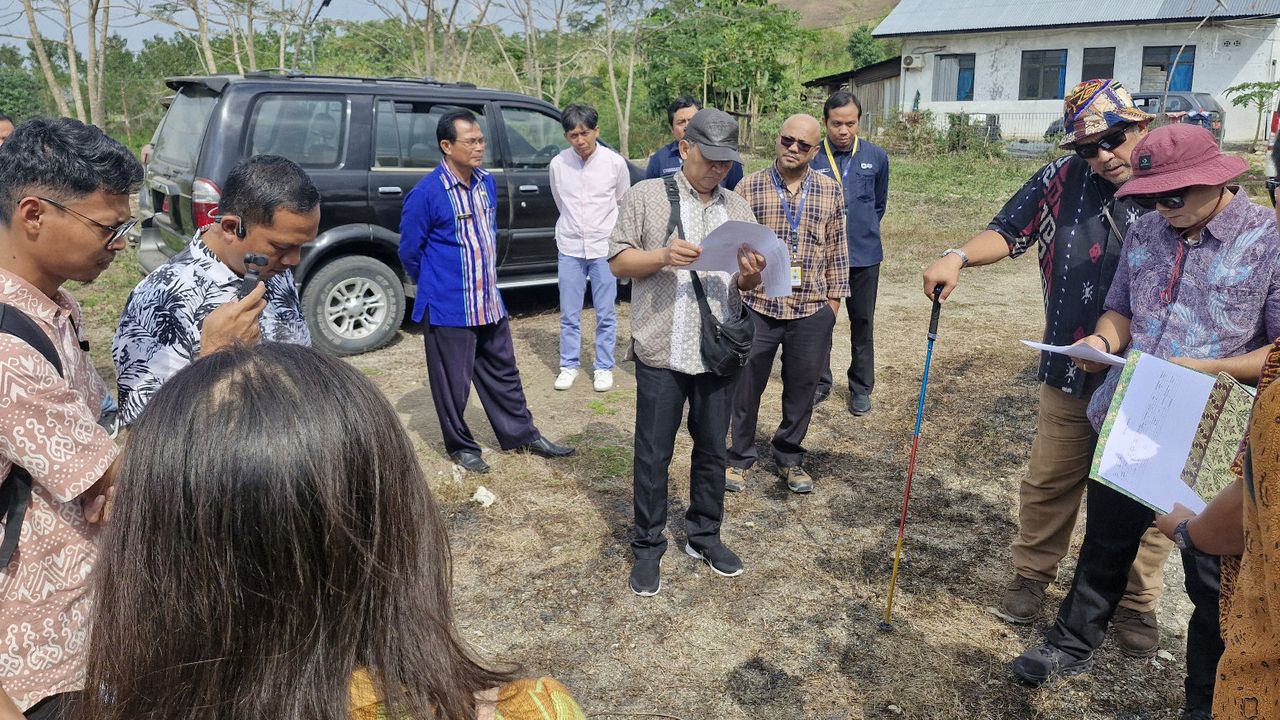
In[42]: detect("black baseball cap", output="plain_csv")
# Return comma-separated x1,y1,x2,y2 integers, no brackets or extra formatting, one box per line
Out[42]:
683,108,742,164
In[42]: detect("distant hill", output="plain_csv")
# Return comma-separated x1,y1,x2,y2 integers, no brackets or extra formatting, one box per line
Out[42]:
776,0,899,30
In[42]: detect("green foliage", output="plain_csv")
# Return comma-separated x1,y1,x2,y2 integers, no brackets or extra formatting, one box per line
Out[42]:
0,68,49,120
846,25,886,71
1225,80,1280,150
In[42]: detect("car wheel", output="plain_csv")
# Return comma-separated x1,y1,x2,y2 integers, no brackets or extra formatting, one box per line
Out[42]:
302,255,405,356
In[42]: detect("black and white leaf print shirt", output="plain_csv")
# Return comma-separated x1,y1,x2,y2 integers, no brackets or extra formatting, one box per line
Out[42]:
112,231,311,425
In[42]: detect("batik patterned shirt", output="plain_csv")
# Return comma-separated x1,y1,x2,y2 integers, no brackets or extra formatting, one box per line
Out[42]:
112,232,310,425
0,269,118,712
989,155,1150,397
1086,189,1280,430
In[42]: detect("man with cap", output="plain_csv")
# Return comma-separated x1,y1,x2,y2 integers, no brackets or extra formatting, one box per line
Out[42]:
645,96,744,190
922,79,1174,655
1011,124,1280,718
609,108,766,596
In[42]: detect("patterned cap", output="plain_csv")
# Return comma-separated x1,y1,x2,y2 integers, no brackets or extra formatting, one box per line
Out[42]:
1059,79,1153,148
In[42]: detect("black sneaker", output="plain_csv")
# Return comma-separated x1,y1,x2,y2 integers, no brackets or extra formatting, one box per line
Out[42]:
684,542,744,577
848,393,872,416
629,557,661,596
812,386,831,406
1010,643,1093,686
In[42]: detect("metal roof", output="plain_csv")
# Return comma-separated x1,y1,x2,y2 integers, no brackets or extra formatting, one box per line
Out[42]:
873,0,1280,37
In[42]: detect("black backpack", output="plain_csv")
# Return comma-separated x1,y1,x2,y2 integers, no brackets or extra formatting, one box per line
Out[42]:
0,304,65,568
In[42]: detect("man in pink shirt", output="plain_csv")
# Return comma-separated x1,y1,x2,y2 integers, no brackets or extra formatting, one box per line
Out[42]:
548,104,631,393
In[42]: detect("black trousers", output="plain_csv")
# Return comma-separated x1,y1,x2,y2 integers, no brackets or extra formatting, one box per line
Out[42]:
24,692,79,719
819,264,880,396
423,314,540,455
729,306,836,469
1048,481,1222,713
631,359,735,559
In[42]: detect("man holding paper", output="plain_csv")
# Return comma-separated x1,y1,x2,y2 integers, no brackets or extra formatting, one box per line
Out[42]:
608,108,766,597
921,80,1171,651
726,114,849,494
1012,125,1280,719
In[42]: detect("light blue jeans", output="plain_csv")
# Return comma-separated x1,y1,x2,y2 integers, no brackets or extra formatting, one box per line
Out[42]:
558,253,616,370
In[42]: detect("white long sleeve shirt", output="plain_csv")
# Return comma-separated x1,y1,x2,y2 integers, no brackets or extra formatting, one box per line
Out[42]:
548,144,630,259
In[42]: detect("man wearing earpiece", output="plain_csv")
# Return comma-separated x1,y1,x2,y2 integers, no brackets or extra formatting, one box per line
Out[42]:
113,155,318,425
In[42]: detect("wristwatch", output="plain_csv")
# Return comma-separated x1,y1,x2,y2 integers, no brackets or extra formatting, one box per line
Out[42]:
941,248,970,267
1174,518,1202,555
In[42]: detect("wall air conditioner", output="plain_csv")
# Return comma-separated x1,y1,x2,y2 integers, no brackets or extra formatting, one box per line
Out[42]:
902,54,926,70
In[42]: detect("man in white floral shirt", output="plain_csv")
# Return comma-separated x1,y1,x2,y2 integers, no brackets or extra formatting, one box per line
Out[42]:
113,155,317,426
0,118,136,717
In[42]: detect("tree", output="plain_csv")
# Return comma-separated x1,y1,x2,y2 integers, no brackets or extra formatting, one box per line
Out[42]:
0,68,49,120
846,24,885,71
1225,80,1280,151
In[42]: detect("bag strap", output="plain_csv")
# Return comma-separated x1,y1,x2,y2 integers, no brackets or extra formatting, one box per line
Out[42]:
0,303,64,568
663,176,716,318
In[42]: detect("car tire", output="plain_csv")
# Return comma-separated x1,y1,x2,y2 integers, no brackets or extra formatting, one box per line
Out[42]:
302,255,405,356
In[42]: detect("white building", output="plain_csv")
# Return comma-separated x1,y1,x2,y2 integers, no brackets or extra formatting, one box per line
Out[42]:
873,0,1280,143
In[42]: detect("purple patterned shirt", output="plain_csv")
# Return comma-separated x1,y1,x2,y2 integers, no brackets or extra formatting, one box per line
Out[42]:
1087,189,1280,430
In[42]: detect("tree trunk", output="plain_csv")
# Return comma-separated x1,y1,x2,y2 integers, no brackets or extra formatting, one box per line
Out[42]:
61,1,89,122
195,0,219,73
457,0,494,80
21,0,70,117
245,0,258,71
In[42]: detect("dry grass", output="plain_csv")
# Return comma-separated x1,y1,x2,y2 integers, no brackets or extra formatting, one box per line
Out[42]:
71,152,1260,719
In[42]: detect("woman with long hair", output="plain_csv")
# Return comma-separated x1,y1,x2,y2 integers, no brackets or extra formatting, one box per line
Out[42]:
80,342,584,720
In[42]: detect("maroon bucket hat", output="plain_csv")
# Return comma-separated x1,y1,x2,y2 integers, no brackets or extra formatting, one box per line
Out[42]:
1115,124,1248,198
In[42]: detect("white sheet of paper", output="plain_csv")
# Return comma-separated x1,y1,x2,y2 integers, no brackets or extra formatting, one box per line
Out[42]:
685,220,792,298
1021,339,1126,367
1095,354,1214,514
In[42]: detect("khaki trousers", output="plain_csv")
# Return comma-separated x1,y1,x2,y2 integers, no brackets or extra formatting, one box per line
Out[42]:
1011,382,1174,612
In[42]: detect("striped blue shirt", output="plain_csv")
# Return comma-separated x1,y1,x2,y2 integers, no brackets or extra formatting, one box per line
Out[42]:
399,163,506,327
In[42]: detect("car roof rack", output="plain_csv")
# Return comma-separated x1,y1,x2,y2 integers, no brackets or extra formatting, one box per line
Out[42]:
240,70,478,89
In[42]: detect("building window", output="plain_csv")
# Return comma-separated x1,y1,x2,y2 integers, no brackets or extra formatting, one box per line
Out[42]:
1019,49,1067,100
1081,47,1115,81
933,54,975,102
1141,46,1195,92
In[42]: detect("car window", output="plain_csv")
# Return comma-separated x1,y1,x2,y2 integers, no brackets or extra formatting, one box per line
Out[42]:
153,88,218,168
501,106,569,169
373,99,491,168
1192,93,1224,113
249,95,346,168
1131,95,1163,114
1165,95,1191,113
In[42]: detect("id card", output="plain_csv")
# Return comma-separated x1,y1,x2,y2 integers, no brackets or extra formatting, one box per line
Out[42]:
790,265,803,288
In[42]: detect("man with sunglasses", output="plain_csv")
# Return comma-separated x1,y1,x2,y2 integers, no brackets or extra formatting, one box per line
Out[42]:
726,114,848,495
921,80,1175,658
1011,124,1280,717
113,155,317,426
811,90,889,416
0,118,139,717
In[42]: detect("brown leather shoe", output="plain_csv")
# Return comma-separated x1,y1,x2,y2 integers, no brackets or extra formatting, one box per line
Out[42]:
1111,606,1159,658
993,575,1048,624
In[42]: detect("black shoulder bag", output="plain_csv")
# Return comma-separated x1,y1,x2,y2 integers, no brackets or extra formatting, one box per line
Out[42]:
662,176,754,377
0,304,65,568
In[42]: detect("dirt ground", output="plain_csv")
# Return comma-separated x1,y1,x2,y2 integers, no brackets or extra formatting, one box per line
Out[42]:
77,154,1241,719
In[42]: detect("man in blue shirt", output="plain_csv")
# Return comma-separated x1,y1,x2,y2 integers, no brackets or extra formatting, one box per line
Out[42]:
812,91,889,416
399,109,574,473
645,96,743,191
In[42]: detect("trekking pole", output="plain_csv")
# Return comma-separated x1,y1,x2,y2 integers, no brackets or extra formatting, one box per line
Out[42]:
880,285,943,631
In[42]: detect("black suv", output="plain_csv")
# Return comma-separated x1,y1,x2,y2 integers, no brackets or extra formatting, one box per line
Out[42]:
138,72,640,355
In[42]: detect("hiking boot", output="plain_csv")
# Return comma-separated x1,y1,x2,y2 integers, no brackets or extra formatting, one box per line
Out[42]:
1111,607,1159,658
725,466,749,493
779,465,813,493
1010,643,1093,686
993,575,1049,624
629,557,661,597
684,542,744,577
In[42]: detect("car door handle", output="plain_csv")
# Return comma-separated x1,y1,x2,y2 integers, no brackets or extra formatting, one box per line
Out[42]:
378,186,402,196
518,184,539,194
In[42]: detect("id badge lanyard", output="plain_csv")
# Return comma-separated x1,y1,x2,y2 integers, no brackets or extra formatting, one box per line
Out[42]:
771,166,811,288
822,135,859,190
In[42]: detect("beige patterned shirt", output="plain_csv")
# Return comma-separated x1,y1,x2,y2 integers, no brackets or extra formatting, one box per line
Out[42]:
608,172,757,374
0,269,118,711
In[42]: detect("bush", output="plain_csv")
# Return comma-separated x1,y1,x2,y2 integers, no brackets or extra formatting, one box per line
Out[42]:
883,109,941,155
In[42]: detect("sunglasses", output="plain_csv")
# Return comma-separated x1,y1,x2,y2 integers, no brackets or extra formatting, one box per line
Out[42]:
37,196,136,249
778,135,817,153
1073,126,1132,159
1267,178,1279,208
1131,193,1186,210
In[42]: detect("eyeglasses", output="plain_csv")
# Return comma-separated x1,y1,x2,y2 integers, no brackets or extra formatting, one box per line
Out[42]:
779,135,817,153
1131,193,1186,210
1267,178,1279,208
1073,126,1133,159
451,137,485,148
37,196,136,248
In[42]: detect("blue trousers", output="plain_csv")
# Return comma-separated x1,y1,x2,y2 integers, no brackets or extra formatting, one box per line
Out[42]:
558,254,616,371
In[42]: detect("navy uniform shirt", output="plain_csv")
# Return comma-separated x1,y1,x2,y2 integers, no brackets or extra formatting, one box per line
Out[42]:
644,140,744,190
811,137,889,268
